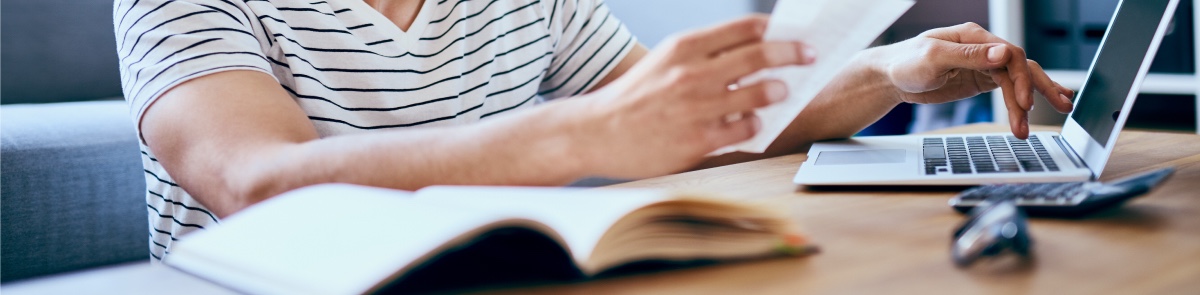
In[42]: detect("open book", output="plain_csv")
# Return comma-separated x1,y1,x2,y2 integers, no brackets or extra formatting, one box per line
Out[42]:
165,184,813,294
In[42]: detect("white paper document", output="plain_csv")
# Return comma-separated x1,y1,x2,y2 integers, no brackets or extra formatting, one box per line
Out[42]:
712,0,914,154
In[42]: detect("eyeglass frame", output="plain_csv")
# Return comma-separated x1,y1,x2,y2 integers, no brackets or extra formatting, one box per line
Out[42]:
951,195,1034,267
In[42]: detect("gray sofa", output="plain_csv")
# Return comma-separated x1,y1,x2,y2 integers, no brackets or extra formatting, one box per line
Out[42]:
1,0,150,282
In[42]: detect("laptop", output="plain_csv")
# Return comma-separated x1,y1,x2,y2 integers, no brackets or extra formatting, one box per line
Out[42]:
793,0,1182,186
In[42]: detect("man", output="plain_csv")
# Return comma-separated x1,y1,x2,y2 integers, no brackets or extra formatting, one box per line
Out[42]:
116,0,1074,259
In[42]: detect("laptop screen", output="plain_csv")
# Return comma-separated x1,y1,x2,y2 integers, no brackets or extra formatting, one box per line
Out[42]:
1070,0,1175,147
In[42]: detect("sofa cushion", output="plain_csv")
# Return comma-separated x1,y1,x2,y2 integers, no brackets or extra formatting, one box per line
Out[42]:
1,100,148,282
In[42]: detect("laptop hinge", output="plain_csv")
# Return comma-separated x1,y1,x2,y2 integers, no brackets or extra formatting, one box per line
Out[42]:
1053,135,1095,179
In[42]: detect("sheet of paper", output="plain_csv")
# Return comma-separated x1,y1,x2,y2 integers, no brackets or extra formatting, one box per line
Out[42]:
712,0,914,154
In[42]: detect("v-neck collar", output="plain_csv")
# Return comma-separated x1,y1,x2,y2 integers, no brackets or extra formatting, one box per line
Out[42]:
343,0,436,53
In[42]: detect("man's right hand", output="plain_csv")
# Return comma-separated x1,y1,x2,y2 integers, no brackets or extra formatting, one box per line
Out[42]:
564,15,816,179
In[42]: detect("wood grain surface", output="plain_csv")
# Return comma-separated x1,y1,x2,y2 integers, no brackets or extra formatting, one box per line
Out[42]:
482,124,1200,295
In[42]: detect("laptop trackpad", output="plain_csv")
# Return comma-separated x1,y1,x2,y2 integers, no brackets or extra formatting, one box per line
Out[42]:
814,149,906,165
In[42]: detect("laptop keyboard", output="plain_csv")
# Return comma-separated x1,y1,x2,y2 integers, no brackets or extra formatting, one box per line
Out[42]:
922,136,1060,175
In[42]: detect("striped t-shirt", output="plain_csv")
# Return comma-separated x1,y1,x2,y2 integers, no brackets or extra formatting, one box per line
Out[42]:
114,0,635,260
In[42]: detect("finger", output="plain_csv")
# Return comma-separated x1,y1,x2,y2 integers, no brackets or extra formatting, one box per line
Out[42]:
1060,86,1076,99
1058,86,1077,114
1000,44,1035,112
1059,85,1076,108
705,112,761,150
1026,60,1074,113
699,79,787,118
970,70,999,91
919,22,987,41
992,69,1030,139
928,23,1035,112
929,41,1010,72
666,15,769,59
709,41,816,83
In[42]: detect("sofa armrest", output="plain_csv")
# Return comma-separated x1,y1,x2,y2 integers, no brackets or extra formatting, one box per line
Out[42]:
2,100,148,282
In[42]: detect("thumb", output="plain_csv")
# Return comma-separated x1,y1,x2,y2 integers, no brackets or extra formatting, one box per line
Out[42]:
941,42,1009,71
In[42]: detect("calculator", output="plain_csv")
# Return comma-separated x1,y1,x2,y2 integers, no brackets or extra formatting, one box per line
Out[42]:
949,167,1174,218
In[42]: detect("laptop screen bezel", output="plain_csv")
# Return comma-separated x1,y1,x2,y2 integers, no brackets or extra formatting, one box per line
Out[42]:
1060,0,1181,179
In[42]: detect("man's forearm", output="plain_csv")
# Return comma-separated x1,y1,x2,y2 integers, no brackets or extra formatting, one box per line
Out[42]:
232,45,649,204
790,47,901,142
229,99,591,212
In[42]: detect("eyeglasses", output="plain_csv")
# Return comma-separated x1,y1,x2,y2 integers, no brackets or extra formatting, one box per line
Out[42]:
951,195,1033,267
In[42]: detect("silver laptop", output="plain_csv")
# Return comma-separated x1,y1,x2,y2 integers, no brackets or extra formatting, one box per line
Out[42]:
793,0,1181,186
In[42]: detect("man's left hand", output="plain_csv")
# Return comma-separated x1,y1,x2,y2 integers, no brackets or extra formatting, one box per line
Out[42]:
872,22,1076,139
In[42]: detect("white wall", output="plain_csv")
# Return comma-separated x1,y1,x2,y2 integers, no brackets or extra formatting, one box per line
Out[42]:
605,0,758,48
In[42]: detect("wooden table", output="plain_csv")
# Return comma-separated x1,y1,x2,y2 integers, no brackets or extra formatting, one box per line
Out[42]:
5,124,1197,295
491,124,1200,295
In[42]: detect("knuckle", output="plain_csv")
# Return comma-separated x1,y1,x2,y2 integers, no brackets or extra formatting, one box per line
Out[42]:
1010,46,1027,57
694,128,719,149
703,129,733,150
667,67,701,83
1027,59,1043,69
674,33,705,49
668,103,693,119
749,86,773,107
919,42,940,60
919,26,949,38
703,134,725,151
734,16,768,40
661,34,694,52
664,67,687,84
680,68,705,81
750,46,775,66
734,120,757,140
960,44,986,60
962,22,983,30
677,36,702,49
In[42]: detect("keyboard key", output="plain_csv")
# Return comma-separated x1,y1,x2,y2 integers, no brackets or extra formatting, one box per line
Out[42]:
923,147,946,159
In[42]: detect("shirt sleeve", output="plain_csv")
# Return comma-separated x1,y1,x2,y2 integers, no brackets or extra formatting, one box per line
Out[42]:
113,0,274,128
537,0,637,100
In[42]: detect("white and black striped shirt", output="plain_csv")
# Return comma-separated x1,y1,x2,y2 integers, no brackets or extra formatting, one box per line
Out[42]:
114,0,635,260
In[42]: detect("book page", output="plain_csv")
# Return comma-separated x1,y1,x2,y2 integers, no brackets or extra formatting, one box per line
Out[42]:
413,186,674,264
712,0,915,154
166,184,524,295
